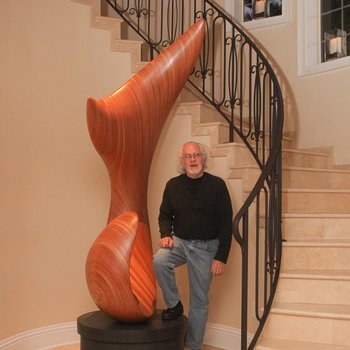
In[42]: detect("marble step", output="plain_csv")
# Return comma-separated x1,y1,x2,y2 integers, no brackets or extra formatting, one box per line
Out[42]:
231,165,350,191
282,147,332,168
282,239,350,270
283,166,350,189
256,337,350,350
282,188,350,214
222,145,332,169
214,144,332,170
276,269,350,305
282,213,350,241
263,302,350,347
250,189,350,216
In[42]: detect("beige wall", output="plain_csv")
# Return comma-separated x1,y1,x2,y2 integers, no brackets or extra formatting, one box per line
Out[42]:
0,0,132,339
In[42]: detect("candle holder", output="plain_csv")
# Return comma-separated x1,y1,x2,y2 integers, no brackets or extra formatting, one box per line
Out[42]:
253,0,267,19
324,29,347,61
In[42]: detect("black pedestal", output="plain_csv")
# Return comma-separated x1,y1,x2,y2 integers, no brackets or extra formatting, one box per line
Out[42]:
77,310,187,350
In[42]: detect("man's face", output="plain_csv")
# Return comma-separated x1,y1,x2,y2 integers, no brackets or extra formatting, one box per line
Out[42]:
181,143,204,179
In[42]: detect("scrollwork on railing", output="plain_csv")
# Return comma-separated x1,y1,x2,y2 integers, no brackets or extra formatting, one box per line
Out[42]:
104,1,284,349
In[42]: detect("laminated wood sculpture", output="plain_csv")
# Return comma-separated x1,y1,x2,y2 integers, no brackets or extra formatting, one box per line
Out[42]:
85,19,205,322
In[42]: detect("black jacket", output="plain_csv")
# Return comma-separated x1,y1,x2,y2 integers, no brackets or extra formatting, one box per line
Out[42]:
158,172,233,263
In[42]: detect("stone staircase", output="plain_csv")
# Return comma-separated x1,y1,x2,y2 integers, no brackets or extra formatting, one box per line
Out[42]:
71,1,350,349
172,97,350,350
255,159,350,348
179,107,350,349
178,103,350,349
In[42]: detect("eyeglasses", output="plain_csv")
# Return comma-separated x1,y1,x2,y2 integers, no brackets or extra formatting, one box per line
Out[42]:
183,152,202,159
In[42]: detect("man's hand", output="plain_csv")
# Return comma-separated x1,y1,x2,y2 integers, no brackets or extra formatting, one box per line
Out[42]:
159,236,174,248
211,259,225,276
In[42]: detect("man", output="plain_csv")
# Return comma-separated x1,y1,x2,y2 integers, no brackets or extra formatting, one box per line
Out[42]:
153,141,233,350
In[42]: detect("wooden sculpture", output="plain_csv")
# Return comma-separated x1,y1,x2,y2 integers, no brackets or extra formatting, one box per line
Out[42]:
85,19,205,322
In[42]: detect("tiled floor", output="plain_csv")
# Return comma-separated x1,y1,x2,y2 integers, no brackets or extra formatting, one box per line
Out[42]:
53,344,223,350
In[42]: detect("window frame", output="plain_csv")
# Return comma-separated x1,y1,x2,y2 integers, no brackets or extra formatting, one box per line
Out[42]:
297,0,350,76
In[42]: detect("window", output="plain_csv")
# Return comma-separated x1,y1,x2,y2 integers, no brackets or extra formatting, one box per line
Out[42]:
321,0,350,61
297,0,350,76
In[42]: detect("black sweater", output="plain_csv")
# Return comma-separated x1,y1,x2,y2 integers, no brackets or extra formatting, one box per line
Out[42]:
158,172,233,263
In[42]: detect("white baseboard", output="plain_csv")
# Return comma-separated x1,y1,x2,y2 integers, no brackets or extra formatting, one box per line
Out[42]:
0,322,79,350
0,320,250,350
204,322,253,350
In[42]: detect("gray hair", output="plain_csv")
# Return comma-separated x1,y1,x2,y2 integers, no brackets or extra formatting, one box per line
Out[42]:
176,141,208,174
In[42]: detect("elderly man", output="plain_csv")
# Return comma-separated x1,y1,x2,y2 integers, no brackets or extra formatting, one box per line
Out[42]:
153,141,233,350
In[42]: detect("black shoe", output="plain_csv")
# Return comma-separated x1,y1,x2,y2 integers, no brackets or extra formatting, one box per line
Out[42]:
161,301,184,320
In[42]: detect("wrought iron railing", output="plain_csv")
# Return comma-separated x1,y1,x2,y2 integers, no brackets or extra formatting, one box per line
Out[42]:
103,1,284,349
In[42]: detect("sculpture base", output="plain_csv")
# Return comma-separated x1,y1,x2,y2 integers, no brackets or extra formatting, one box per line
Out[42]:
77,310,187,350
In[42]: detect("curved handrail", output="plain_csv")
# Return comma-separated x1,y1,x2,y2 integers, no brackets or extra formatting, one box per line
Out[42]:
104,1,284,349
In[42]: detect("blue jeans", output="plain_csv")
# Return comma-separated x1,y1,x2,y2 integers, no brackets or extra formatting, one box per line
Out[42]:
153,236,219,349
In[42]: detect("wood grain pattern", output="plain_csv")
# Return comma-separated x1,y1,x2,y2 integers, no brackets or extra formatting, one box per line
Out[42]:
85,19,205,322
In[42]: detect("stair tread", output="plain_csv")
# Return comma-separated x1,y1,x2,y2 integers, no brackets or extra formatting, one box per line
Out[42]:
215,142,332,153
283,212,350,218
282,147,331,156
114,38,144,45
271,302,350,319
284,165,350,174
193,120,228,127
281,269,350,280
246,188,350,195
283,188,350,193
257,338,349,350
176,100,210,107
283,239,350,247
95,15,123,23
232,164,350,174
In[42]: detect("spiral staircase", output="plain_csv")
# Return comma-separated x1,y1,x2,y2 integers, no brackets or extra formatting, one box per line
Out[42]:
71,1,350,349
